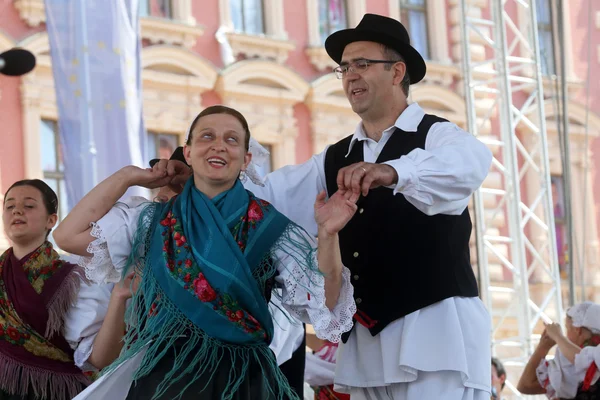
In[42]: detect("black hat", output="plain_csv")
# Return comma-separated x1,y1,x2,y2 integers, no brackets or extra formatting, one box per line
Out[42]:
149,146,188,168
324,13,426,84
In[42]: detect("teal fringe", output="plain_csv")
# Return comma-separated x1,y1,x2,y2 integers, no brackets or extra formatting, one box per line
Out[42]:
266,222,324,326
102,202,307,400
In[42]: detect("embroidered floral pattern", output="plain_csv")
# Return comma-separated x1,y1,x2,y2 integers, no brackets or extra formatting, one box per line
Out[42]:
0,246,72,362
0,325,30,346
157,199,273,339
231,199,269,254
21,242,65,294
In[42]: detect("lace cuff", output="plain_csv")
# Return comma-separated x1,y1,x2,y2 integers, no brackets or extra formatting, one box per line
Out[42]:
73,335,98,372
77,222,122,284
282,264,356,344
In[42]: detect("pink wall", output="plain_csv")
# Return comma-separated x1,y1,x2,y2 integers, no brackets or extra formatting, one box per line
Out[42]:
569,0,600,239
282,0,322,81
366,1,389,16
0,76,26,191
0,3,44,41
191,0,224,69
293,103,313,162
568,0,600,255
0,2,40,193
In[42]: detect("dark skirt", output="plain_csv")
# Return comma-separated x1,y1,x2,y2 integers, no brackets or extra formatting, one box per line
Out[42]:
278,325,306,398
570,379,600,400
125,338,299,400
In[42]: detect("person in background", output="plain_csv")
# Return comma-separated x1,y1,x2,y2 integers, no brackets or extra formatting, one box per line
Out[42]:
305,336,350,400
517,302,600,399
0,180,90,399
491,357,506,400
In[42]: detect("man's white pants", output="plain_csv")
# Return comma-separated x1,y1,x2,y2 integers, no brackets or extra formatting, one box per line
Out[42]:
348,370,490,400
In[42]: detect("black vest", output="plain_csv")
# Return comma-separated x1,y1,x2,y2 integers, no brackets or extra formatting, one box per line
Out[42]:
324,114,479,342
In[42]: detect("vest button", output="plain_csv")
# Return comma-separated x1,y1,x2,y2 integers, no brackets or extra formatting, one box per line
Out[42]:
359,208,364,214
353,274,359,280
356,298,362,304
353,252,359,258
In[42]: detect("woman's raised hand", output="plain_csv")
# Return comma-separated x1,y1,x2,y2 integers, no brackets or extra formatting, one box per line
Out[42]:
314,189,358,237
122,160,190,190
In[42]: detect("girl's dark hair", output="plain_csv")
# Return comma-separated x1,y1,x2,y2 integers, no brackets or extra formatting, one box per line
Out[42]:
5,179,59,215
185,105,251,151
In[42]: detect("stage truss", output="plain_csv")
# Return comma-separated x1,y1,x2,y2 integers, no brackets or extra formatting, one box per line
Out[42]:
458,0,563,396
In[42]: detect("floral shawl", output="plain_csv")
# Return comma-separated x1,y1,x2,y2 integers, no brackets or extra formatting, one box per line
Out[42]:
0,242,89,399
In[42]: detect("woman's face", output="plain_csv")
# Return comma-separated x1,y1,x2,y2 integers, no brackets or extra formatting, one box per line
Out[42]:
183,113,252,196
2,185,57,244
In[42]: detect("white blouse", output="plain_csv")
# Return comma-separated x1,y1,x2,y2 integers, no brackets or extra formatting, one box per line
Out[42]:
68,196,355,370
537,346,600,399
269,292,306,366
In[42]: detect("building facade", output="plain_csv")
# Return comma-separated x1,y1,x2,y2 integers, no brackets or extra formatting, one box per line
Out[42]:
1,0,600,394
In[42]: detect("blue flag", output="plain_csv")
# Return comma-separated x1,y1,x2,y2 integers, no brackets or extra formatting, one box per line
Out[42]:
45,0,147,207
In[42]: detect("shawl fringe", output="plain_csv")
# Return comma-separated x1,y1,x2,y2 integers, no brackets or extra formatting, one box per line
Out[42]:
104,271,297,400
45,266,89,338
0,350,88,399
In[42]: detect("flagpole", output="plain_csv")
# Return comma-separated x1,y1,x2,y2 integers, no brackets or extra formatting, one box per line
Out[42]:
77,0,98,195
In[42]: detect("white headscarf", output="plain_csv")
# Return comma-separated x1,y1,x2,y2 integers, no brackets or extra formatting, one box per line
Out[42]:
567,301,600,334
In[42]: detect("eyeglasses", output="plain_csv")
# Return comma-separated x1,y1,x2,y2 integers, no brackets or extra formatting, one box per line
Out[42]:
332,59,402,79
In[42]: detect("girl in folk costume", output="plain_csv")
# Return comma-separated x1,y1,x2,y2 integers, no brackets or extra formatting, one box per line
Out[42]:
0,180,90,400
54,105,357,400
518,302,600,399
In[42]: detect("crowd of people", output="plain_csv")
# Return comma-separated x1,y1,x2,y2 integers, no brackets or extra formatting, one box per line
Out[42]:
0,11,597,400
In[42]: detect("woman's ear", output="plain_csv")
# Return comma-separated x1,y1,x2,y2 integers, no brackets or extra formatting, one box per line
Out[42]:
184,145,192,166
242,152,253,172
46,213,58,231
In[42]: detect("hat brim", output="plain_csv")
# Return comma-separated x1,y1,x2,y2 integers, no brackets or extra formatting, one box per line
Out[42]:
325,29,426,84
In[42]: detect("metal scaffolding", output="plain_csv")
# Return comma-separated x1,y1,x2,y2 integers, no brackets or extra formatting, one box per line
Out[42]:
458,0,563,396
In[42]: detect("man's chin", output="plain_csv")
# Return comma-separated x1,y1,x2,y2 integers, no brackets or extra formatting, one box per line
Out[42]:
350,102,368,115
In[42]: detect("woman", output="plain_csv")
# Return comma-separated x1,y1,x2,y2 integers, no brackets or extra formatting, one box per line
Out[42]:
54,105,356,400
0,179,90,399
517,301,600,399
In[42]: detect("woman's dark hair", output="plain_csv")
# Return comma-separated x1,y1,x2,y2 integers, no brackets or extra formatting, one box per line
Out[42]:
491,357,506,389
185,105,251,151
5,179,59,215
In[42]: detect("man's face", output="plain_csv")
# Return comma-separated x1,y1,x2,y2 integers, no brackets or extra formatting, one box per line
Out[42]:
491,364,505,397
340,41,399,117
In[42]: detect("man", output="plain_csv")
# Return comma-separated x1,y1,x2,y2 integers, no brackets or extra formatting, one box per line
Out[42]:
163,13,492,399
491,357,506,399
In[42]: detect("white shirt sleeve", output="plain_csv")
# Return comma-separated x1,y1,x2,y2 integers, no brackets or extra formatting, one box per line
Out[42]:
383,122,492,216
536,348,593,399
272,228,356,343
76,196,150,284
243,151,327,237
63,281,114,371
268,293,305,366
